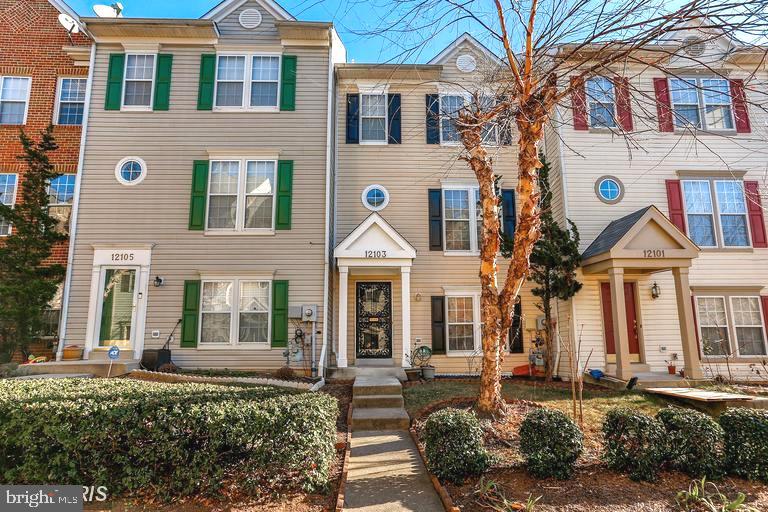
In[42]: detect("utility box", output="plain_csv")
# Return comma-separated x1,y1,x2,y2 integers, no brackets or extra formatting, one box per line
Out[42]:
301,304,318,322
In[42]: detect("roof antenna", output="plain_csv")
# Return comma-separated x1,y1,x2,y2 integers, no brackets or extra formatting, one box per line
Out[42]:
92,2,124,18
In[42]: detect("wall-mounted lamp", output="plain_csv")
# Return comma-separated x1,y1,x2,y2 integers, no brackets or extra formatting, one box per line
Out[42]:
650,282,661,300
414,293,422,302
153,276,165,288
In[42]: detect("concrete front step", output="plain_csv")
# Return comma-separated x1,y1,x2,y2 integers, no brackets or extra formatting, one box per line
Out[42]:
23,360,140,378
353,394,404,409
353,376,402,396
352,407,410,431
327,366,407,381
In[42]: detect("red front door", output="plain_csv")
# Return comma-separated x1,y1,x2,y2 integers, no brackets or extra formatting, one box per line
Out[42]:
600,282,641,361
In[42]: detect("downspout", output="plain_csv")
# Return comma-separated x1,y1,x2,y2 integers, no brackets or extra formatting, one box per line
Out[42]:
57,42,96,361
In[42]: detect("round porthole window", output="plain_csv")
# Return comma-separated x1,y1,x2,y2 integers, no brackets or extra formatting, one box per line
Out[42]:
595,176,624,204
115,157,147,186
362,185,390,211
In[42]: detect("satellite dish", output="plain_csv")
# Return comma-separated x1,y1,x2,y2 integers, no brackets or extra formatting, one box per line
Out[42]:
58,13,80,33
93,2,123,18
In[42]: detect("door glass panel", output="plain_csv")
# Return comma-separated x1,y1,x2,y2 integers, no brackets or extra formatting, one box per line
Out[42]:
356,282,392,358
99,269,136,348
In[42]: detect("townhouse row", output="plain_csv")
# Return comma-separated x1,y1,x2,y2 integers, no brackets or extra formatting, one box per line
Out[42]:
5,0,768,381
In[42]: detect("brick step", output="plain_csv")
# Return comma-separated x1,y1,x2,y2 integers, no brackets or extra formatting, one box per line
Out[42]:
353,376,402,397
353,394,404,409
351,407,410,431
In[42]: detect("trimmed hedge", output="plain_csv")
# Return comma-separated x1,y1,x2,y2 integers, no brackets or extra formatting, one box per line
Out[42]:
519,408,583,479
602,407,667,482
0,379,338,497
720,408,768,481
657,407,725,479
423,408,493,483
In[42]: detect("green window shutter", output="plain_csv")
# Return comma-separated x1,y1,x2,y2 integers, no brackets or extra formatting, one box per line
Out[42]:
197,54,216,111
279,55,297,111
275,160,293,230
153,54,173,111
105,53,125,110
189,160,209,230
272,280,289,347
181,280,201,348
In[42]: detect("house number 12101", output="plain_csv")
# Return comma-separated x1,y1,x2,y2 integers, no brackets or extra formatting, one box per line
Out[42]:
365,250,387,258
643,249,665,258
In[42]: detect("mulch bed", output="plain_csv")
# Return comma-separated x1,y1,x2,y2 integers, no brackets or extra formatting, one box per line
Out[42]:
411,395,768,511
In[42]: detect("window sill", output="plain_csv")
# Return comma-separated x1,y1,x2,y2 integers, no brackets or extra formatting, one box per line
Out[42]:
203,230,276,236
445,351,481,357
701,356,767,364
699,247,753,253
196,343,272,350
359,140,388,145
212,106,280,113
443,251,480,257
673,129,738,136
120,106,153,112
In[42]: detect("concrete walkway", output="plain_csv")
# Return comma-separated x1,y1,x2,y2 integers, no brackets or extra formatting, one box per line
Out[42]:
344,430,444,512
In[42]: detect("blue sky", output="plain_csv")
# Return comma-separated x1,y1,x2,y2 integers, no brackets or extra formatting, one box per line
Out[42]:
65,0,488,63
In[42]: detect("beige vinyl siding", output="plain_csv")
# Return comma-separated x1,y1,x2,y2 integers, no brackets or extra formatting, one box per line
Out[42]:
66,35,331,369
215,1,281,45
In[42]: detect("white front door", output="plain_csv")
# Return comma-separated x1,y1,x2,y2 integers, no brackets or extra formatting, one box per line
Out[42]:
96,267,139,350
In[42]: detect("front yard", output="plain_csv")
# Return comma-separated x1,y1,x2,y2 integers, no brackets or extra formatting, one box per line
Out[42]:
406,379,768,511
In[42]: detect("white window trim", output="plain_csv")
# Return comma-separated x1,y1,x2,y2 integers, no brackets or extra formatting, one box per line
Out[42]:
438,93,500,147
695,295,731,357
198,278,272,349
0,173,18,237
0,76,32,126
682,179,718,249
670,77,736,132
729,295,768,357
359,92,388,145
713,179,752,249
442,185,480,256
361,184,389,211
114,157,147,186
586,77,617,129
205,158,277,235
213,53,281,112
121,53,156,112
53,77,86,126
445,291,482,356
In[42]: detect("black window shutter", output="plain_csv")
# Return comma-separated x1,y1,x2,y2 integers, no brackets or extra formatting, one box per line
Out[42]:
346,94,359,144
388,93,401,144
428,189,443,250
509,302,524,353
502,189,516,235
431,296,446,354
426,94,440,144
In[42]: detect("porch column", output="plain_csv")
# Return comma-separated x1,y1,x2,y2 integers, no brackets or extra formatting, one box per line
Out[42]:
401,267,411,368
337,266,349,368
608,267,632,380
672,267,703,379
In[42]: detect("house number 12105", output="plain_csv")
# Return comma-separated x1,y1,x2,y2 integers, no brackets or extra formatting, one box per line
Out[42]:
365,250,387,258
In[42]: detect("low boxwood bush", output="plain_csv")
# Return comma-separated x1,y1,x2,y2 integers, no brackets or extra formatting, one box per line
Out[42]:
0,379,338,497
423,408,492,483
602,407,667,482
720,408,768,481
519,408,583,479
657,407,725,479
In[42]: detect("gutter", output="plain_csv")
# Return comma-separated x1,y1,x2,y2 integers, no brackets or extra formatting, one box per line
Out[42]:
57,43,97,360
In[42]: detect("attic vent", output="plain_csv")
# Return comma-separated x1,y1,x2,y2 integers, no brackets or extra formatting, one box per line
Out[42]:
683,36,706,57
239,8,263,29
456,54,477,73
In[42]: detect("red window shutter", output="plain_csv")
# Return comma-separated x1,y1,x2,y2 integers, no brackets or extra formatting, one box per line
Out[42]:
729,79,751,134
571,77,588,131
691,296,701,357
614,76,633,132
665,179,687,234
653,77,674,133
745,180,767,248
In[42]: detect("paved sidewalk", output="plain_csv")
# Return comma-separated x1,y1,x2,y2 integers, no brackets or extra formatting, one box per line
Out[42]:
344,430,444,512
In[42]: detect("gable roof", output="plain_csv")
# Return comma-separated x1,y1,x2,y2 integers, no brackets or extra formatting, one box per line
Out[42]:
202,0,295,21
428,32,503,66
334,212,416,260
48,0,80,20
582,207,652,259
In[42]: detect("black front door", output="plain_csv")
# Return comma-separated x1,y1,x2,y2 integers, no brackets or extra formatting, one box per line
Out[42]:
356,282,393,359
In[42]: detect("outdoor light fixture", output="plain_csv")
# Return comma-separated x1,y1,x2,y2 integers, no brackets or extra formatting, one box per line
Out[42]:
153,276,165,288
651,282,661,300
415,293,422,302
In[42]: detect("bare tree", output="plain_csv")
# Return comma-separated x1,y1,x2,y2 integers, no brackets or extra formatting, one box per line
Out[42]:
363,0,768,415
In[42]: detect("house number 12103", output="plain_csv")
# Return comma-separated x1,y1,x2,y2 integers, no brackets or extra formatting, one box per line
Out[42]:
365,250,387,258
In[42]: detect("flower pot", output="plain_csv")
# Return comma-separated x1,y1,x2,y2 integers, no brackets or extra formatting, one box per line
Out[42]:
421,366,436,380
667,365,676,375
62,345,83,361
404,367,421,382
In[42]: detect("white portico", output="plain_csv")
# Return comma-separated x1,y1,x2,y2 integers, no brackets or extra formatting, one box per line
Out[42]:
334,213,416,368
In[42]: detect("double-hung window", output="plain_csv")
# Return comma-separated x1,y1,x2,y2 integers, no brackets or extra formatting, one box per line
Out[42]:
586,77,616,128
443,187,487,253
123,54,155,108
0,76,31,125
670,78,734,130
47,174,76,234
200,279,271,346
682,179,749,248
360,93,387,143
207,159,276,232
695,295,767,357
445,293,481,354
215,55,280,109
55,78,87,125
0,174,18,236
730,297,767,356
696,296,731,356
439,94,498,144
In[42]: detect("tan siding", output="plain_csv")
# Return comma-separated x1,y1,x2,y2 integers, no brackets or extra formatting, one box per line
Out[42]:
216,1,281,45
